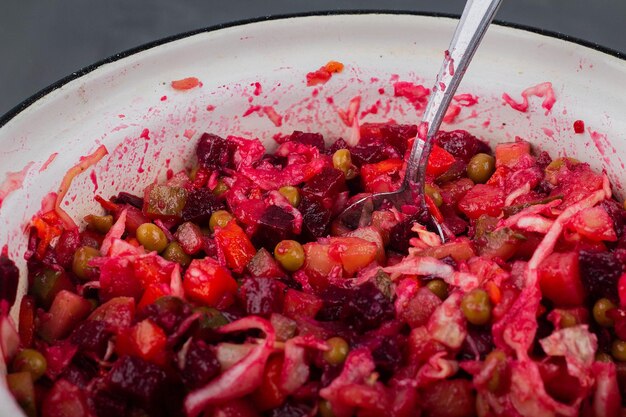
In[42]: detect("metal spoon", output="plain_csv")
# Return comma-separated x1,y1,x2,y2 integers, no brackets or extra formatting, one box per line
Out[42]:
337,0,503,239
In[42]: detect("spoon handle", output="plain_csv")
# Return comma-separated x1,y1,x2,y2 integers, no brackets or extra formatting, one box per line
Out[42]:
404,0,503,190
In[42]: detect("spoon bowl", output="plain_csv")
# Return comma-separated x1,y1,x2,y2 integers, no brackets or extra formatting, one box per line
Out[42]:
337,0,504,239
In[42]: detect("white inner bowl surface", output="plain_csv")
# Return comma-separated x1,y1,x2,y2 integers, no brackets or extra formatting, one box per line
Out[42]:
0,13,625,415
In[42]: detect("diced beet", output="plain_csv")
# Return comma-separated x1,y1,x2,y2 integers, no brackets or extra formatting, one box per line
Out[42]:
0,255,19,307
112,192,144,209
420,379,476,417
92,384,128,417
601,199,626,239
196,133,234,170
535,151,552,170
380,123,417,155
300,194,333,239
106,356,167,406
182,188,225,225
440,205,468,236
60,355,99,388
213,400,261,417
436,130,490,162
54,229,81,269
137,296,193,335
459,325,494,360
326,138,348,155
330,282,394,330
178,338,220,389
290,131,325,151
247,248,284,278
268,400,312,417
388,215,419,254
579,250,624,301
70,320,112,356
349,144,389,166
303,167,346,200
239,277,285,317
42,379,91,417
251,205,295,250
372,335,404,376
342,282,395,328
400,287,442,328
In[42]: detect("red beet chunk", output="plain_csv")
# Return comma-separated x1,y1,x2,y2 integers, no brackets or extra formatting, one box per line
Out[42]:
459,325,494,360
299,194,333,239
268,400,312,417
302,167,346,199
372,335,404,376
182,188,225,225
436,130,490,162
326,138,348,156
579,250,623,301
196,133,234,170
380,123,417,155
106,356,167,406
290,131,325,151
388,215,420,254
112,192,144,209
252,205,295,250
177,338,220,389
54,229,81,269
0,255,19,307
137,295,192,335
239,277,285,317
458,184,504,220
420,379,476,417
70,320,112,356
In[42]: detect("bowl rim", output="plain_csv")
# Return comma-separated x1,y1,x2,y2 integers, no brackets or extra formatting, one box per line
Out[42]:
1,9,624,130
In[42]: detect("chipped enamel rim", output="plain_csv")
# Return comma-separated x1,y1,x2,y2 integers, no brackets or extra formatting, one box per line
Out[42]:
1,12,626,416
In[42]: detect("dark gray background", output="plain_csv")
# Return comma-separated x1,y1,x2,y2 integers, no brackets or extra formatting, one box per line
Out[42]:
1,1,625,117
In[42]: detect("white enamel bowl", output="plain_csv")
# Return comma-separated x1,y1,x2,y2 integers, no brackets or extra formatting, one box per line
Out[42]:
0,13,625,415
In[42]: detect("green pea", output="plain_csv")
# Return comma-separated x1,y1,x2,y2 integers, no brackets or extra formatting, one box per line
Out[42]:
72,246,100,280
461,289,492,325
136,223,168,253
467,153,495,184
274,240,305,272
12,349,47,381
323,337,350,366
278,186,301,207
209,210,233,232
593,298,616,327
213,179,229,196
332,149,352,176
426,279,448,300
84,214,114,234
318,400,335,417
612,340,626,362
162,242,192,267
